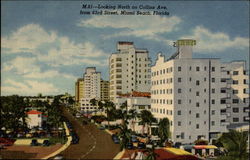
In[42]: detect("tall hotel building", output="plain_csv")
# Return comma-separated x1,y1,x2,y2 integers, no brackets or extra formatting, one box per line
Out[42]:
75,78,84,102
109,42,151,101
79,67,101,112
151,39,249,143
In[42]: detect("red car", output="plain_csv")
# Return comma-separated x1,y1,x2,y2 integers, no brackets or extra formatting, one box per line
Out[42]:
0,137,15,146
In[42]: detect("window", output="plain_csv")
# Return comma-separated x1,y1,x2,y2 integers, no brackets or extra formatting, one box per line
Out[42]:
221,89,226,93
211,121,215,126
232,99,239,104
243,89,247,94
204,77,206,81
196,124,199,129
189,99,191,104
196,67,200,71
233,118,239,122
204,66,207,71
196,92,199,96
178,121,181,126
212,99,215,104
233,71,239,75
196,80,200,86
196,113,200,118
232,80,238,84
212,88,215,93
189,110,191,114
189,66,192,71
177,110,181,115
178,88,182,93
178,66,181,71
233,108,239,113
221,99,226,104
178,99,182,104
211,78,215,83
211,67,215,72
196,102,199,107
212,110,215,115
178,78,182,82
189,77,192,81
233,90,238,94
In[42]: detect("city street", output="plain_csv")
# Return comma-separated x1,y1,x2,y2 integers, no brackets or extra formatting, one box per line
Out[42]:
60,107,120,159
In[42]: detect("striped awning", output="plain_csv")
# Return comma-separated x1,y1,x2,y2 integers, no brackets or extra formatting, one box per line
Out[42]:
193,145,217,149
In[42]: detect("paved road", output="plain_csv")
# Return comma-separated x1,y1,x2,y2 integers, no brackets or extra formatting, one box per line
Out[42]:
61,107,120,159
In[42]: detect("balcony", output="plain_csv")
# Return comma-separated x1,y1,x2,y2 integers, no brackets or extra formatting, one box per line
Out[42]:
221,121,230,126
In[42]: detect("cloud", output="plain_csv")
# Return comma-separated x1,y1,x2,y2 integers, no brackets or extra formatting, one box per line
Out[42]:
77,15,181,41
181,26,249,53
2,24,57,53
2,24,108,66
2,79,61,96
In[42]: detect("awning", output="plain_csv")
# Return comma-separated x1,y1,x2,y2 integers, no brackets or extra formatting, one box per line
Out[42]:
194,145,217,149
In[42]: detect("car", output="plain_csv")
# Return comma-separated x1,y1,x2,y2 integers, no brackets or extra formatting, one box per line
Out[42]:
70,132,79,144
98,125,105,130
131,136,139,143
42,140,50,146
111,135,120,144
138,142,146,149
82,120,88,125
0,138,15,146
126,142,134,149
30,139,39,146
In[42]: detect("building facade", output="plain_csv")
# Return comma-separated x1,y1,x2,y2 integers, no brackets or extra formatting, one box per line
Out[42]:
151,39,249,144
80,67,101,113
75,78,85,102
100,79,110,101
109,42,151,101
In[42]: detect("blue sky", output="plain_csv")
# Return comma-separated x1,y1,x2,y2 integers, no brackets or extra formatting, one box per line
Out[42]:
1,0,249,96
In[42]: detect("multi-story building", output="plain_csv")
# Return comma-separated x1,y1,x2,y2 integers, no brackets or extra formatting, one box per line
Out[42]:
80,67,101,113
100,79,110,101
221,61,249,128
109,42,151,101
151,39,249,144
75,78,85,102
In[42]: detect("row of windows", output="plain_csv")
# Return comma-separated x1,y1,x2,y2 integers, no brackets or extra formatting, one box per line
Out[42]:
152,66,216,77
151,89,173,95
151,108,173,115
151,99,173,104
151,78,173,85
151,88,217,95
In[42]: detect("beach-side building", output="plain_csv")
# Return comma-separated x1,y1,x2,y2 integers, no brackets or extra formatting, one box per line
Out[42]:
109,42,151,101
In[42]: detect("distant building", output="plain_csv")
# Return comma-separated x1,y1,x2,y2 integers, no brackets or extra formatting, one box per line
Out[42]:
109,41,151,101
80,67,101,113
100,79,110,101
75,78,85,102
151,39,249,144
26,110,46,129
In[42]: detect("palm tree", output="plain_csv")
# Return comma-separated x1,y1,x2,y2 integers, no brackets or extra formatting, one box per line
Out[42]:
103,101,116,127
158,118,171,145
139,110,157,135
118,124,132,151
216,129,248,160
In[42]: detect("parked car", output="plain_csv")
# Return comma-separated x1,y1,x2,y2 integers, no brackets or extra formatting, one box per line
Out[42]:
82,120,88,125
138,142,146,149
126,142,134,149
30,139,39,146
70,132,79,144
98,125,105,130
0,138,15,146
53,154,64,160
111,134,120,144
131,135,139,143
42,140,51,146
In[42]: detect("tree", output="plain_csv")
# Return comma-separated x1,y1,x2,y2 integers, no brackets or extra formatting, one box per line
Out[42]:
216,130,248,160
158,118,171,144
103,101,116,127
128,109,137,132
139,110,157,135
118,125,132,151
144,145,159,160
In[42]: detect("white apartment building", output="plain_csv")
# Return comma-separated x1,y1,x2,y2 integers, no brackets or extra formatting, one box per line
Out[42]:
221,61,249,128
109,42,151,102
80,67,101,113
151,39,249,144
114,94,151,134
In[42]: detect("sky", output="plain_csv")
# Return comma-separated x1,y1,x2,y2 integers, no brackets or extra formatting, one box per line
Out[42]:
1,0,249,96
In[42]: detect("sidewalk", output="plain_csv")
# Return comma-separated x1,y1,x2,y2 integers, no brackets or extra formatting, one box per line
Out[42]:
42,122,72,159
